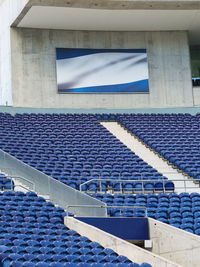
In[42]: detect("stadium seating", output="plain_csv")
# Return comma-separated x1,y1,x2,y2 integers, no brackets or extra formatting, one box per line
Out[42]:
0,173,13,190
0,190,150,266
0,113,173,193
1,112,200,239
90,192,200,235
115,113,200,181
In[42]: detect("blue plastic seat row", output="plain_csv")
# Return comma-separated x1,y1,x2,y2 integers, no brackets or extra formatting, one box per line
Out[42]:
90,192,200,236
0,113,172,192
112,113,200,181
0,190,149,266
81,180,174,193
0,174,13,190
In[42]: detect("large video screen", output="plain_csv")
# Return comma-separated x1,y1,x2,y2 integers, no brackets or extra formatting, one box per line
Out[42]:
56,48,149,93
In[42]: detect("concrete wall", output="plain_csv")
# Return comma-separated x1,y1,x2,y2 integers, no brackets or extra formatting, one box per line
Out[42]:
149,218,200,267
193,87,200,106
0,0,12,106
65,216,180,267
0,0,29,106
9,0,30,23
10,28,194,109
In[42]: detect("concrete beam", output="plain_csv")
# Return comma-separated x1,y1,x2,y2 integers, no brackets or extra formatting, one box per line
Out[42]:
11,0,200,26
65,216,181,267
149,218,200,267
11,0,32,27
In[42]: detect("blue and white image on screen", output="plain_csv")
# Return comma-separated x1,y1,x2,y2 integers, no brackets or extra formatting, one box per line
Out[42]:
56,48,149,93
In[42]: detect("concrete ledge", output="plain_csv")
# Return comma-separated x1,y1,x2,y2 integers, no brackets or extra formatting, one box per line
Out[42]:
11,0,200,26
65,216,180,267
193,87,200,106
29,0,200,10
1,105,200,115
149,218,200,267
11,0,32,27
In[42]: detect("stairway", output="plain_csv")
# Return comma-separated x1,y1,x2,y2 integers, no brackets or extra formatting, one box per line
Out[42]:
101,122,200,193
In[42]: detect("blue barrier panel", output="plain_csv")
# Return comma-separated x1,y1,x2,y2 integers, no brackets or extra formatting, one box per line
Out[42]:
77,217,149,240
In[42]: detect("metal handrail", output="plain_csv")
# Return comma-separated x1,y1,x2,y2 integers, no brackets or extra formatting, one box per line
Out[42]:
0,167,36,191
7,175,36,191
80,178,200,193
80,178,168,193
14,184,32,192
66,204,148,217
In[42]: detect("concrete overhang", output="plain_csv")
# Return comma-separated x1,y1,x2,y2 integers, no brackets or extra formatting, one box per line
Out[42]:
11,0,200,45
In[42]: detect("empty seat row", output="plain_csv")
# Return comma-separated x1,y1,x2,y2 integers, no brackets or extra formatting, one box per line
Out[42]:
110,113,200,182
0,113,172,192
90,192,200,235
0,190,149,266
0,173,13,190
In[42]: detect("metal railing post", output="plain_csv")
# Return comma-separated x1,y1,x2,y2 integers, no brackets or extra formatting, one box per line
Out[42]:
163,179,165,193
7,175,35,191
65,204,147,218
79,177,200,194
120,181,122,193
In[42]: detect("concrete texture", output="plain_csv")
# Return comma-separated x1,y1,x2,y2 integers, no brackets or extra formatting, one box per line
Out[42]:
0,105,200,115
149,218,200,267
65,216,180,267
193,87,200,106
10,0,200,27
0,0,29,106
0,0,12,106
10,28,193,109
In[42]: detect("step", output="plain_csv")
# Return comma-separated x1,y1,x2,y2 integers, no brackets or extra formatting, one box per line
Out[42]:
101,122,200,193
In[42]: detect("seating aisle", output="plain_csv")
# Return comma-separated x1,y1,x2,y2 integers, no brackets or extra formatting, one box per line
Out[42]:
117,113,200,183
0,113,172,193
101,121,200,193
0,111,200,240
